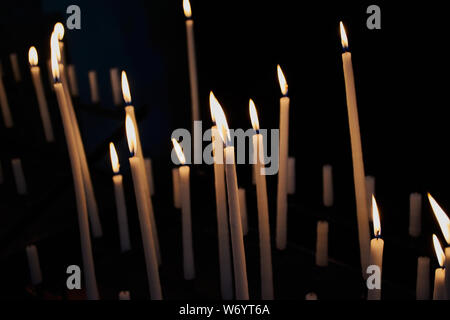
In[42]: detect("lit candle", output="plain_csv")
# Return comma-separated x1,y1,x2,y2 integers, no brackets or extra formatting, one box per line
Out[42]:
109,142,131,253
118,291,130,300
88,70,100,104
26,245,42,286
210,92,249,300
315,221,329,267
287,157,296,195
365,176,375,221
409,192,422,237
339,22,370,273
54,22,66,66
144,158,155,196
9,53,21,82
172,168,181,208
126,115,162,299
416,256,430,300
322,164,333,207
0,68,13,128
276,64,290,250
110,67,122,106
250,99,274,299
428,193,450,299
51,48,99,300
172,138,195,280
432,235,446,300
367,195,384,300
67,65,79,97
28,46,54,142
11,158,27,195
238,188,248,236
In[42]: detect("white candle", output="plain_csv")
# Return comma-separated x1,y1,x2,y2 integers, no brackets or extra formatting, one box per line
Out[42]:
0,72,13,128
29,47,54,143
126,115,162,299
9,53,21,82
276,65,290,250
367,196,384,300
26,245,42,286
172,139,195,280
172,168,181,208
340,22,370,273
365,176,375,221
110,68,122,106
409,192,422,237
144,158,155,196
67,65,79,97
287,157,296,195
322,164,333,207
118,291,130,300
110,143,131,253
416,256,430,300
315,221,329,267
11,158,27,195
250,100,274,299
238,188,248,236
88,70,100,104
432,235,446,300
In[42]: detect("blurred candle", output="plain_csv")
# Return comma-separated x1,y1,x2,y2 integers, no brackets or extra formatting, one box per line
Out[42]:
144,158,155,196
409,192,422,237
172,139,195,280
250,99,274,299
322,164,333,207
365,176,375,221
340,22,370,273
315,221,329,267
11,158,27,195
110,68,122,105
287,157,296,195
305,292,318,300
26,245,42,286
54,23,66,66
416,256,430,300
126,115,162,299
172,168,181,208
238,188,248,236
118,291,130,300
276,64,290,250
110,142,131,253
367,196,384,300
0,70,13,128
28,46,54,142
432,235,446,300
88,70,100,104
67,65,79,97
9,53,21,82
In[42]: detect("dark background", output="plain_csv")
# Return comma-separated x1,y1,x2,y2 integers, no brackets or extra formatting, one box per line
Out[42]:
0,0,449,300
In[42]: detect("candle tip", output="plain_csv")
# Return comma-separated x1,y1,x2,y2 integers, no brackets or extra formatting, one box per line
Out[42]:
339,21,349,51
109,142,120,174
277,65,288,96
209,92,231,146
433,234,445,267
125,114,137,156
428,193,450,244
121,71,132,105
372,195,381,237
249,99,260,131
183,0,192,18
54,22,65,41
28,46,38,66
172,138,186,165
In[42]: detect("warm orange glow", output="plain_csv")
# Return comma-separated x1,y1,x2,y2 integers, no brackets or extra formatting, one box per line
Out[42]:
50,44,60,81
125,114,137,156
109,142,120,174
50,31,61,63
209,91,217,123
277,65,288,96
172,138,186,165
121,71,132,104
339,21,349,50
372,195,381,237
433,234,445,267
249,99,260,131
28,46,38,66
209,91,231,145
54,22,65,41
428,193,450,244
183,0,192,18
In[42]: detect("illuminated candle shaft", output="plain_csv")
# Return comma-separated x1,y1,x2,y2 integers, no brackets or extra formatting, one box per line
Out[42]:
238,188,248,236
179,165,195,280
287,157,296,194
185,18,200,124
367,237,384,300
144,158,155,196
0,75,13,128
409,192,422,237
433,267,446,300
276,95,290,250
416,256,430,300
445,248,450,299
315,221,329,267
110,68,122,105
30,66,54,142
26,245,42,286
113,174,131,252
11,158,27,195
322,164,333,207
88,70,100,103
10,53,21,82
366,176,375,221
172,168,181,208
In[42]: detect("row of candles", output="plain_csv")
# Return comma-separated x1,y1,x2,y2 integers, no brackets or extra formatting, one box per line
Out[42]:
1,1,449,300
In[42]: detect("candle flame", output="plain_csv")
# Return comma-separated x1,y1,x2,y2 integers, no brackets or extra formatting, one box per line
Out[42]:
433,234,445,267
209,91,231,145
372,195,381,237
172,138,186,165
28,46,38,66
339,21,349,50
277,65,288,96
249,99,260,131
428,193,450,244
50,31,61,63
50,42,60,81
121,71,132,104
109,142,120,174
54,22,65,41
125,114,137,156
183,0,192,18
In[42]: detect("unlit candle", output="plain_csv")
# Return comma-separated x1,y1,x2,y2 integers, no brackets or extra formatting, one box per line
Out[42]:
315,221,329,267
26,245,42,286
11,158,27,195
409,192,422,237
322,164,333,207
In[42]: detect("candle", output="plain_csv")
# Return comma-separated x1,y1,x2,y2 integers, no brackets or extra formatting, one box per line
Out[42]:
9,53,21,82
305,292,318,300
340,22,370,273
315,221,329,267
367,195,384,300
409,192,422,237
144,158,155,196
432,235,446,300
110,68,122,105
11,158,27,195
276,64,290,250
250,99,274,299
28,46,54,143
109,142,131,253
172,138,195,280
67,65,79,97
54,22,66,66
0,70,13,128
88,70,100,104
172,168,181,208
26,245,42,286
428,193,450,299
51,49,99,299
416,256,430,300
287,157,296,195
210,92,249,300
118,291,130,300
322,164,333,207
365,176,375,221
47,59,54,91
126,115,162,299
238,188,248,236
